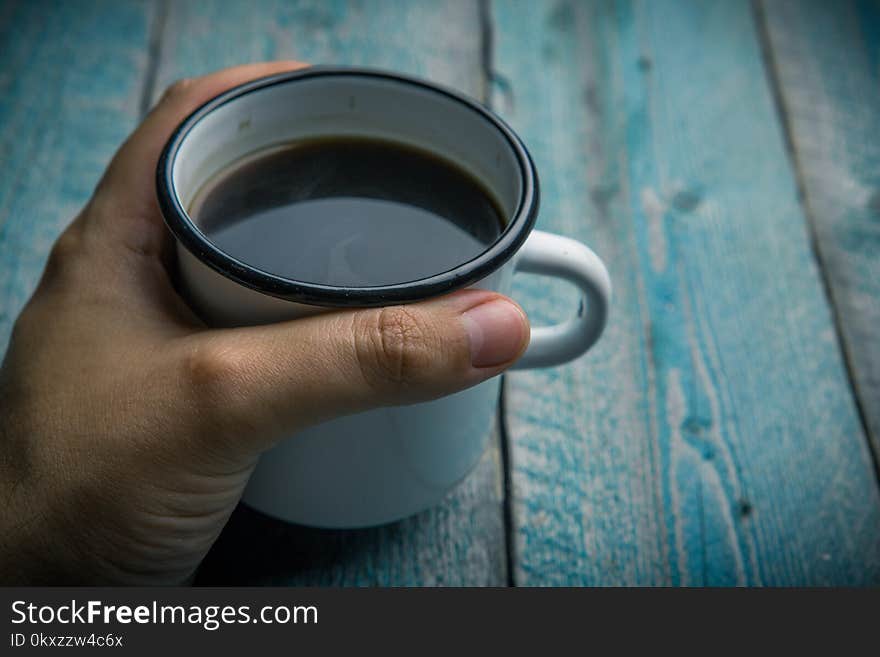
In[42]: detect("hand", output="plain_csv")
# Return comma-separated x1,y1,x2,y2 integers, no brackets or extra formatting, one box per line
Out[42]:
0,62,530,584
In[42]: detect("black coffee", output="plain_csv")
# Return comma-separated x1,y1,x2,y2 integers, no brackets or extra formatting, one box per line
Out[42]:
189,137,506,286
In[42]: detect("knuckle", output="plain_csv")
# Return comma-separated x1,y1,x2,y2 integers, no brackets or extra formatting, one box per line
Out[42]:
175,339,264,457
162,77,195,102
44,229,88,281
48,229,85,265
8,306,39,350
180,339,250,405
354,307,433,390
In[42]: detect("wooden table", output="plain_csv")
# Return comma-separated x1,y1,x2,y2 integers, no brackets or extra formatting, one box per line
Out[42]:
2,0,879,585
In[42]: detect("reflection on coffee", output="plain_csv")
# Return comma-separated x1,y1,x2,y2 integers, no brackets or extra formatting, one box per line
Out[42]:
188,137,506,287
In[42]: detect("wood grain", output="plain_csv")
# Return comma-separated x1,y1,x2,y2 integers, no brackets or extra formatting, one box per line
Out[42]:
148,0,486,104
759,0,880,463
146,0,507,586
4,0,878,588
0,0,154,353
491,0,880,585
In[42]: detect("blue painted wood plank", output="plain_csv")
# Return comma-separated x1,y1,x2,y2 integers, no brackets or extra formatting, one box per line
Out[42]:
146,0,506,586
491,0,880,585
149,0,487,104
0,0,155,353
760,0,880,464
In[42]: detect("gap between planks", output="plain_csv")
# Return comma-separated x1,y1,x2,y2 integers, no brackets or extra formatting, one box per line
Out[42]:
138,0,169,118
480,0,519,588
751,0,880,486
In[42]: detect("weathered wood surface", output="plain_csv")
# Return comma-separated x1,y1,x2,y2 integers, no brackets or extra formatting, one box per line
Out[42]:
492,0,880,585
2,0,880,586
148,0,506,586
759,0,880,463
149,0,489,104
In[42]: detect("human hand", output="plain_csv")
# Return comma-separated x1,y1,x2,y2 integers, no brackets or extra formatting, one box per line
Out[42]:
0,62,530,584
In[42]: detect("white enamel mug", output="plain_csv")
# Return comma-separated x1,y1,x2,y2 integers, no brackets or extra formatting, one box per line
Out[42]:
157,68,611,528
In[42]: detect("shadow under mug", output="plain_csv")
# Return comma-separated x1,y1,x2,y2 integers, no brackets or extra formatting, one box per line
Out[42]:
157,67,611,528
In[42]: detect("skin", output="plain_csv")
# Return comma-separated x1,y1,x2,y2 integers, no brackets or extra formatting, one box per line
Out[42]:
0,62,530,585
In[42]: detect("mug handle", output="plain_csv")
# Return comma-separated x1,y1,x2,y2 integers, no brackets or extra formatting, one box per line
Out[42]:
511,230,612,370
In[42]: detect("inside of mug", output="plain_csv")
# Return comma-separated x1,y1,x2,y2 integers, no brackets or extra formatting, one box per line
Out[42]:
172,73,524,229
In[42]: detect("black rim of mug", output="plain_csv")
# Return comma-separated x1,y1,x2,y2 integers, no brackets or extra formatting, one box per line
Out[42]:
156,66,540,307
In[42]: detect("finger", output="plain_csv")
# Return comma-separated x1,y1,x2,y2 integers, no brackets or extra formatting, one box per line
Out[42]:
177,290,530,458
87,61,308,261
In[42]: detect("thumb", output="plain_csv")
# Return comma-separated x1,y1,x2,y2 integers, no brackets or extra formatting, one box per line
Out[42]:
182,290,529,456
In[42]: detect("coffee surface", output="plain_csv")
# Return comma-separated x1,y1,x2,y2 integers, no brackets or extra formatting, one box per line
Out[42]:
189,137,505,287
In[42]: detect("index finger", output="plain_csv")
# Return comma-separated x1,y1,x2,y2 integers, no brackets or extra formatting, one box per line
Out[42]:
89,61,308,259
